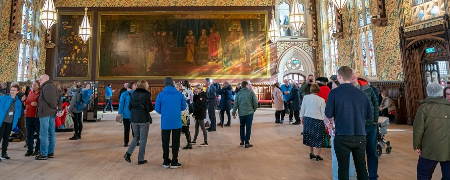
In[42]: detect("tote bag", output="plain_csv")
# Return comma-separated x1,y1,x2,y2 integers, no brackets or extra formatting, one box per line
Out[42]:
65,113,74,129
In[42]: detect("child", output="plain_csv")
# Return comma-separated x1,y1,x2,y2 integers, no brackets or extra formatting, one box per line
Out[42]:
192,85,208,146
181,109,192,149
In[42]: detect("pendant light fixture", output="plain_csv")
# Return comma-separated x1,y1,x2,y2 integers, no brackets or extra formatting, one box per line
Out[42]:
40,0,58,30
79,7,91,43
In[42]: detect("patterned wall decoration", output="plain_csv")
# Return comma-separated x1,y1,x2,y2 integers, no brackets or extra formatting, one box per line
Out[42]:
0,0,20,82
336,0,406,80
275,40,315,81
56,0,273,7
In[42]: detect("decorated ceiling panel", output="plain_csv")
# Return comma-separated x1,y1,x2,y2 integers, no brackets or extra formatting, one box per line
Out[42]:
56,0,274,7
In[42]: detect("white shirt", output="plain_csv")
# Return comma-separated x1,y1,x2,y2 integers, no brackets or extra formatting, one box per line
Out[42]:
299,94,326,120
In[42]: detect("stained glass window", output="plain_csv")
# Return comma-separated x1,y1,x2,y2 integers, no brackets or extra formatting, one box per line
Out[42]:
357,0,377,77
321,0,339,77
17,0,41,82
276,0,306,37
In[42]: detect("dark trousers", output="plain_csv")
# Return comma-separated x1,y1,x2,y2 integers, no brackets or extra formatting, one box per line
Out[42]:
181,126,191,145
417,156,450,180
73,112,83,137
194,118,207,142
161,128,181,162
207,100,216,130
219,109,231,125
293,110,300,124
239,113,254,144
334,135,368,180
123,118,135,145
26,117,40,153
0,122,12,156
104,98,113,112
281,101,293,121
366,125,379,180
275,110,283,123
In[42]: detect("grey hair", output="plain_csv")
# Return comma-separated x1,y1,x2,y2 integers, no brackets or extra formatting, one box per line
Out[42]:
426,83,443,97
164,77,175,87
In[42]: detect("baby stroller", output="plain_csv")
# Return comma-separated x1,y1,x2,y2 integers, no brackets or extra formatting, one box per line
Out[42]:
377,116,392,157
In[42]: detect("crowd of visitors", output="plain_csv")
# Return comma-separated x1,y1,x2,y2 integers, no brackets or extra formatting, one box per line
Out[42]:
0,67,449,179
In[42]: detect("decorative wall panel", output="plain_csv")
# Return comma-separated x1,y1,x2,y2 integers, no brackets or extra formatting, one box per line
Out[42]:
0,0,20,82
56,0,273,7
336,0,405,80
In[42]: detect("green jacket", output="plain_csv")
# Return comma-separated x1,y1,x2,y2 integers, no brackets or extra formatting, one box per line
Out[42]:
360,85,379,126
232,88,258,117
413,97,450,161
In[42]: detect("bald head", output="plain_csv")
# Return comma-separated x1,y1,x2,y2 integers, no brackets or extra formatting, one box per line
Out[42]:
39,74,50,86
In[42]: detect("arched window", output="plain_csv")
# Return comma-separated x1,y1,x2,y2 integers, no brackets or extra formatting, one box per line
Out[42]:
358,0,377,77
276,0,306,38
320,0,339,77
17,0,41,82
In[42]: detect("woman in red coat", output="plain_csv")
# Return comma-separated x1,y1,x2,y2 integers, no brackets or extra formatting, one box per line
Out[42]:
316,77,331,102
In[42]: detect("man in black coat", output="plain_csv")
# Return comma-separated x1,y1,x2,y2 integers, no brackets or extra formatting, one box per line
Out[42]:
192,85,208,146
289,83,301,125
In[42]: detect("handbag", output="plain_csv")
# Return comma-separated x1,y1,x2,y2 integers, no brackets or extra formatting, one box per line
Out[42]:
322,127,331,148
116,114,123,123
65,113,74,129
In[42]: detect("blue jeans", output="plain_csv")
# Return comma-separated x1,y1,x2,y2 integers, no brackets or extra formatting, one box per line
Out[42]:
331,136,357,180
366,125,379,180
26,117,40,153
39,116,56,156
104,98,113,112
417,156,450,180
239,113,253,144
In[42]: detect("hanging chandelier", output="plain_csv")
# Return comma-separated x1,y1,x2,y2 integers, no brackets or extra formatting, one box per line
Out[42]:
79,7,91,42
269,12,280,43
40,0,58,30
289,0,304,35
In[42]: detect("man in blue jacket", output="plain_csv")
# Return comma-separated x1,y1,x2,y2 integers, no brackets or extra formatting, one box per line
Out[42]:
118,82,137,147
103,84,114,113
155,77,186,169
0,84,23,161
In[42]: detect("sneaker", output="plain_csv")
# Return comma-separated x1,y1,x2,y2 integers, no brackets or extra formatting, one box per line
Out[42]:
48,153,54,158
123,144,128,147
182,145,192,149
124,153,131,163
244,144,253,148
162,159,171,168
191,140,197,144
35,155,48,160
1,155,10,160
170,161,182,169
200,142,208,147
240,142,244,147
32,151,39,156
138,160,148,165
25,151,33,157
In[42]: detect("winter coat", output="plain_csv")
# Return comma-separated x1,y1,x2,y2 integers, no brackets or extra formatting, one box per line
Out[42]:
272,87,284,111
69,88,82,113
155,86,187,130
218,86,233,110
193,91,207,120
105,86,113,98
280,84,292,102
232,87,258,117
358,82,379,126
130,88,153,124
413,97,450,161
0,95,23,130
118,90,133,119
288,87,301,111
25,90,39,118
38,81,58,118
318,85,331,102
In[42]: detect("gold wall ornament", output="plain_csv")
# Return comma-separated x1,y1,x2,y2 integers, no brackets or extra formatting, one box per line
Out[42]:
8,0,22,41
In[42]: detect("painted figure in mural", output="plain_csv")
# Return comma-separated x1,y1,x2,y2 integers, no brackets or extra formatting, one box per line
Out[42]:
168,31,177,48
208,28,221,62
226,24,245,66
161,31,171,64
185,30,196,63
197,29,209,65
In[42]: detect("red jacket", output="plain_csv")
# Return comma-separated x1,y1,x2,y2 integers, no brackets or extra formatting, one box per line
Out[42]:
25,90,39,118
318,85,331,102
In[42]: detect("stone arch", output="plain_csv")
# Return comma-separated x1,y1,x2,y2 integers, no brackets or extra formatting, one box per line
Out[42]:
277,46,314,82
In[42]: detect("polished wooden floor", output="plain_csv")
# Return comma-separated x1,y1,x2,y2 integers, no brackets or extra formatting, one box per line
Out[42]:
0,109,442,180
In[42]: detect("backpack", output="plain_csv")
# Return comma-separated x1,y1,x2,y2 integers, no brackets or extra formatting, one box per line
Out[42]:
75,91,87,111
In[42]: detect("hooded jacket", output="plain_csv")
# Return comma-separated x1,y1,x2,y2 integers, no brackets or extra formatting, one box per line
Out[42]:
232,87,258,117
218,85,233,110
193,91,207,120
118,90,133,119
0,95,23,130
155,86,186,130
413,97,450,161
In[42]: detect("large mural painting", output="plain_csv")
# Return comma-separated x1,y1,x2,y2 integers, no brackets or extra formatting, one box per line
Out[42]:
97,12,270,79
